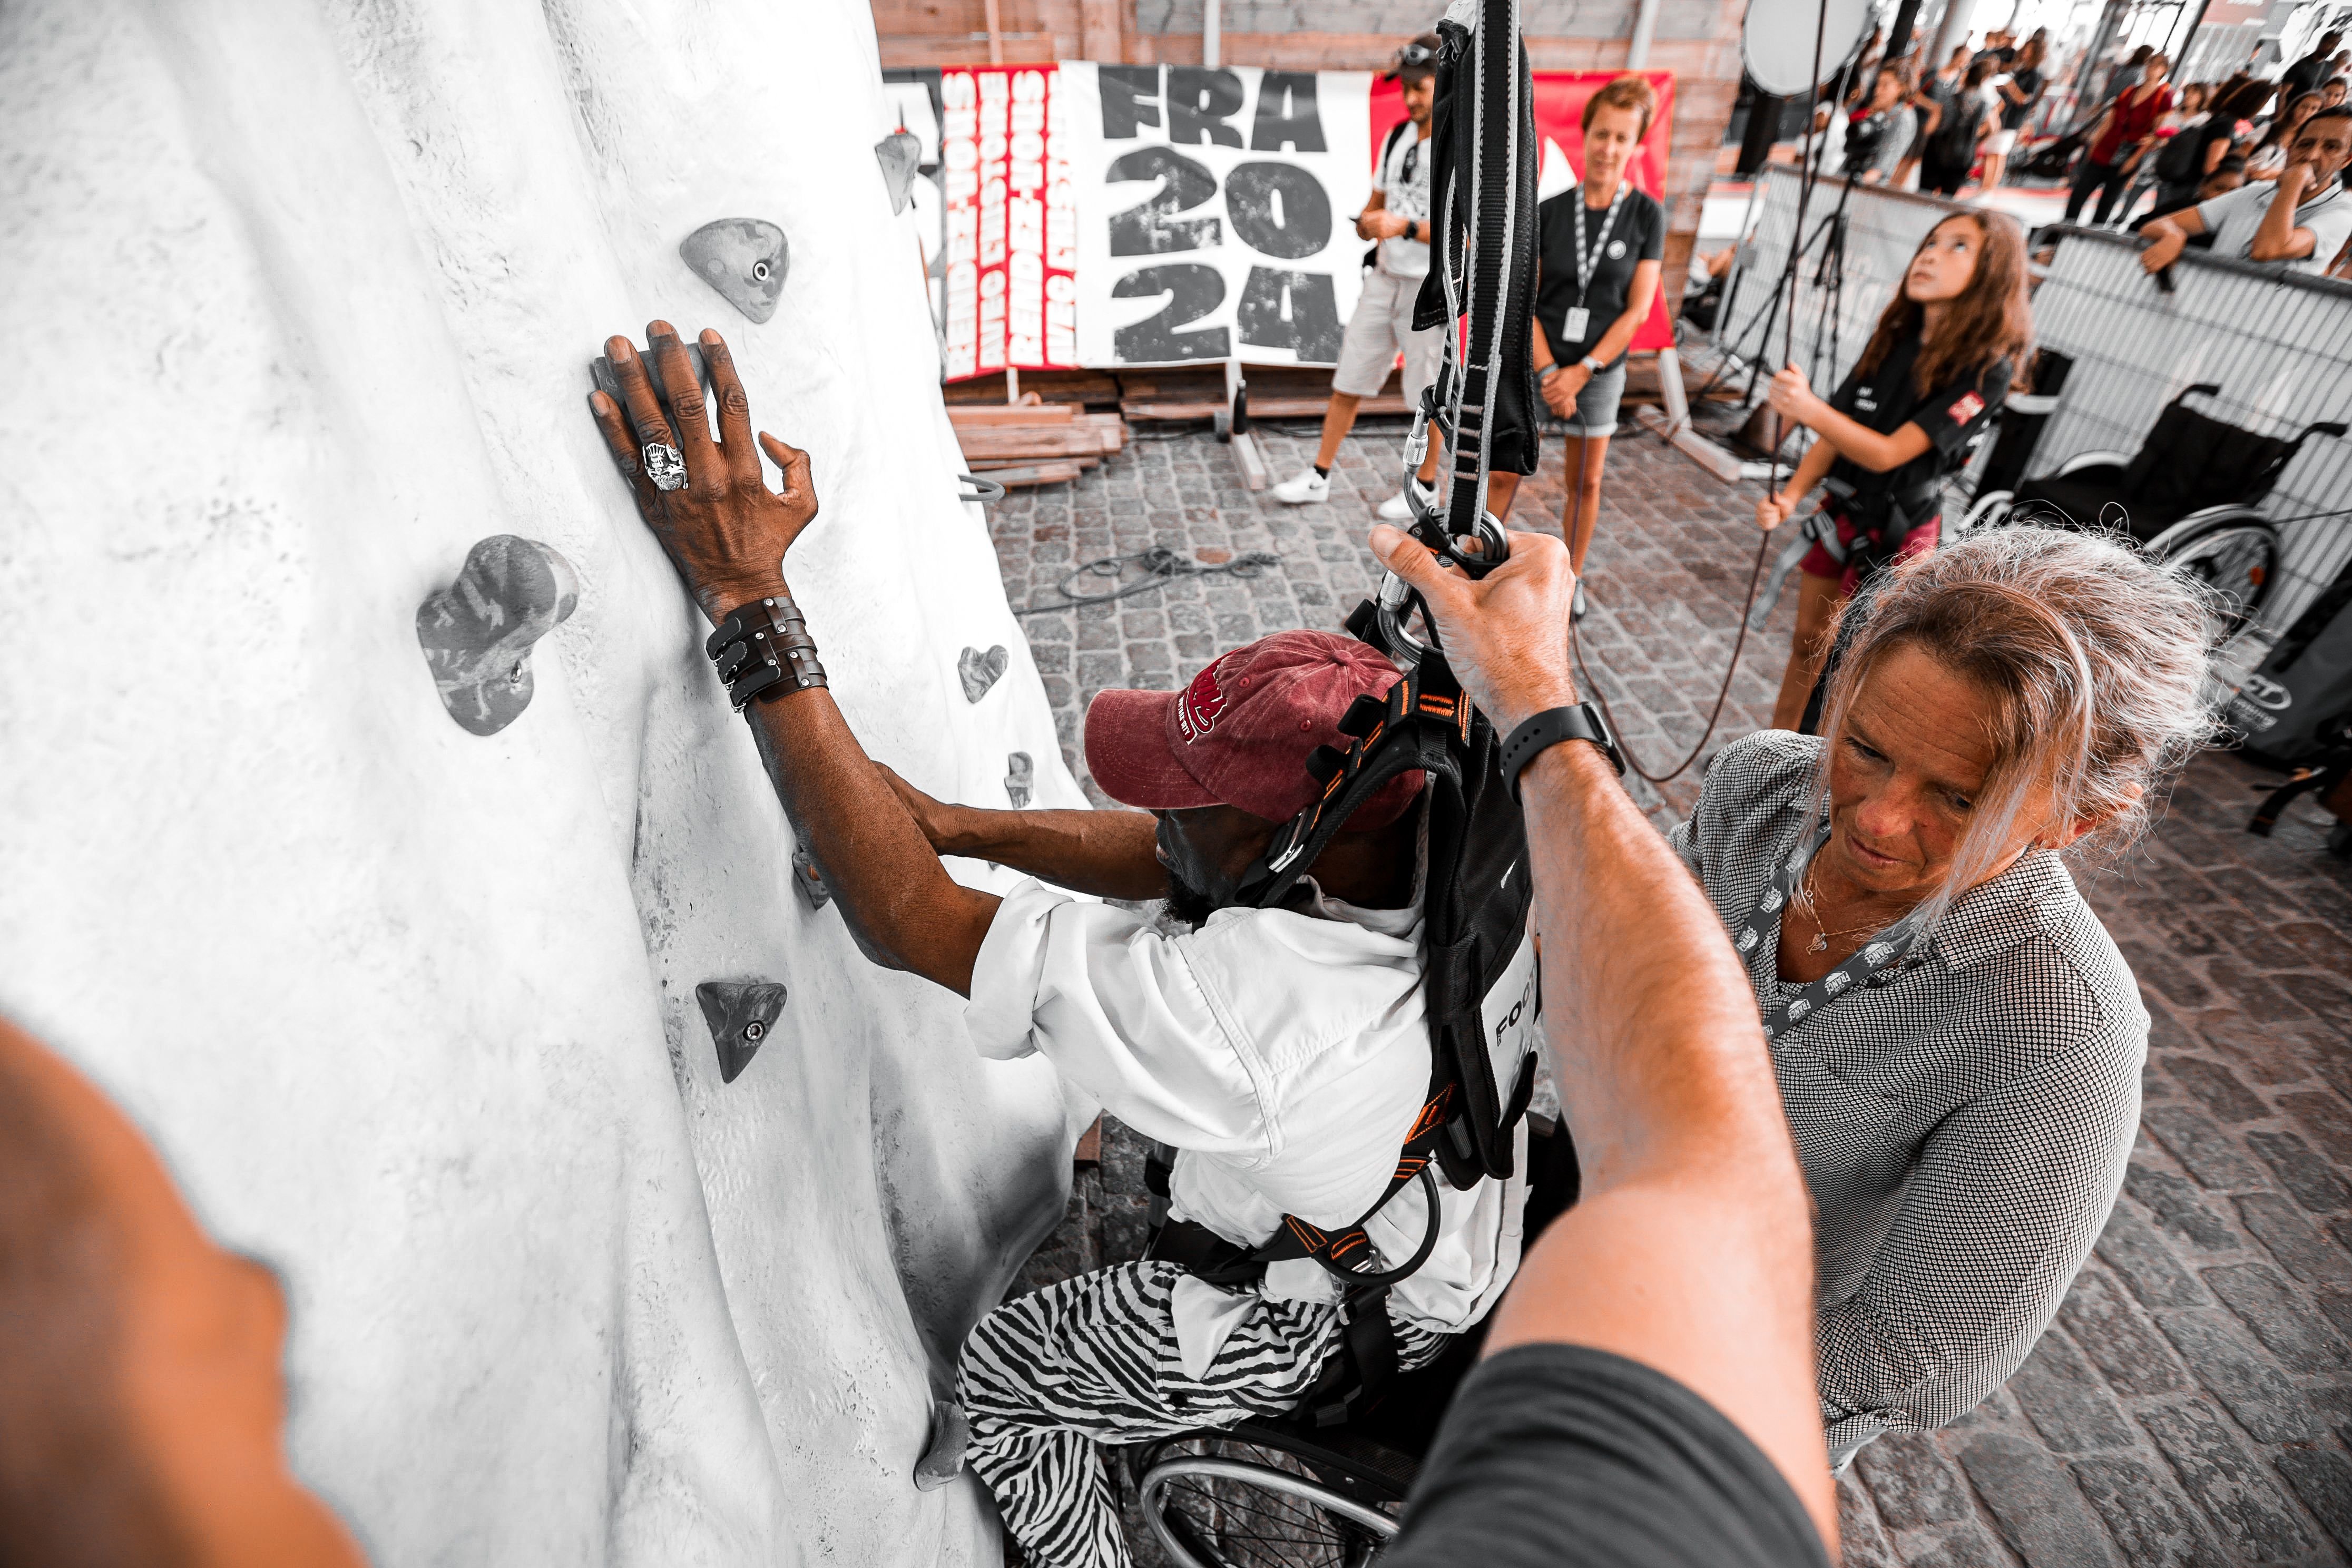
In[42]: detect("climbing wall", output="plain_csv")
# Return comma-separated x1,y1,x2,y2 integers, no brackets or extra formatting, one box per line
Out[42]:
0,2,1087,1563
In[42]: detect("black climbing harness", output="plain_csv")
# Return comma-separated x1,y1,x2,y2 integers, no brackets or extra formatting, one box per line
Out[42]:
1144,0,1546,1423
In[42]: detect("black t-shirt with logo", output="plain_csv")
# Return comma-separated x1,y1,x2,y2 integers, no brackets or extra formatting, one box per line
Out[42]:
1827,326,2012,501
1533,183,1666,370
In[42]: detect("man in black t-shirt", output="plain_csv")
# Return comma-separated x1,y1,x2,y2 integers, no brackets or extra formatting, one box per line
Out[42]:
1364,525,1837,1568
2286,32,2344,103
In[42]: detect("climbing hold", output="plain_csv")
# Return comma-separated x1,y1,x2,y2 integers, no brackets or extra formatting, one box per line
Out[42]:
912,1399,970,1491
1005,751,1033,808
679,218,789,325
589,340,708,411
957,645,1008,703
783,816,831,911
956,473,1007,509
416,536,579,737
876,131,923,215
694,980,788,1085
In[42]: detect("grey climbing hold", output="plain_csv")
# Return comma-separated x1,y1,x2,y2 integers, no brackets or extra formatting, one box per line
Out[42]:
416,536,579,737
679,218,788,325
958,645,1008,703
876,131,923,215
694,980,788,1085
790,847,831,911
912,1399,970,1491
1005,751,1033,808
589,341,708,409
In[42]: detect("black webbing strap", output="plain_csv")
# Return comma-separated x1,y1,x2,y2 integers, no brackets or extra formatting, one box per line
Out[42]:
1232,660,1469,912
1145,1082,1453,1290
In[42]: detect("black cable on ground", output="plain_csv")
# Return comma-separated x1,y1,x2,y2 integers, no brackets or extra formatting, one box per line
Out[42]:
1570,528,1775,786
1014,544,1282,616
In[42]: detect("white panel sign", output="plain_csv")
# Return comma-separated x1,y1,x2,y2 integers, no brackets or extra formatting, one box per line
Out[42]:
1062,64,1374,368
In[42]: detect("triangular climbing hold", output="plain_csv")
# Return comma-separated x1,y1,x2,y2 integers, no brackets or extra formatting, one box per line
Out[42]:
876,131,923,215
694,980,788,1084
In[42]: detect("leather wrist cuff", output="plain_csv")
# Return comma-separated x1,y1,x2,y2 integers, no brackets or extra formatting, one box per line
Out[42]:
706,594,828,710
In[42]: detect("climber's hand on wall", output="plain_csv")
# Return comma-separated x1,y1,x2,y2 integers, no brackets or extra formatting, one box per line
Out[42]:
589,321,818,623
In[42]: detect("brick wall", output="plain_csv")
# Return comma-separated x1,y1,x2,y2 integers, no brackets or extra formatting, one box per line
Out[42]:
870,0,1747,302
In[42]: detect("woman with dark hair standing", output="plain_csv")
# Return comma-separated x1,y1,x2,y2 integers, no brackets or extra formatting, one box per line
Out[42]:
1981,35,2050,191
2249,89,2324,180
2151,76,2268,210
1755,210,2033,730
1922,57,2001,194
2065,50,2173,222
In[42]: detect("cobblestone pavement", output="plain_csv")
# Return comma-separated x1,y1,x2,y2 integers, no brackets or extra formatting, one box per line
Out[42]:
987,418,2352,1568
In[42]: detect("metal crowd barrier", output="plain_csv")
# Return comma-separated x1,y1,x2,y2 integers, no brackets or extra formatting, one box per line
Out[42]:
2023,227,2352,643
1711,165,1970,405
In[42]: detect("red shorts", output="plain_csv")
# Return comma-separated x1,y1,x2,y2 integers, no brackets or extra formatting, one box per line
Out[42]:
1798,509,1942,596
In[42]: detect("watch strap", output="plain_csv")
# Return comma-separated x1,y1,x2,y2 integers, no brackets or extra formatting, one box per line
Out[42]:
1499,703,1623,798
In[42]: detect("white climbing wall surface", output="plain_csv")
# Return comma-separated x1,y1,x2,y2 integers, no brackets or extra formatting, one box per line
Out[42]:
0,2,1090,1563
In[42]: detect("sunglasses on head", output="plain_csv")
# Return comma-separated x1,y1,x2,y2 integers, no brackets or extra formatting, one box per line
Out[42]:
1396,43,1438,68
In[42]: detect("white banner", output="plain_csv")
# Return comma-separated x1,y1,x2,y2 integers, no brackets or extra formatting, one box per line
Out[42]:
1061,64,1374,369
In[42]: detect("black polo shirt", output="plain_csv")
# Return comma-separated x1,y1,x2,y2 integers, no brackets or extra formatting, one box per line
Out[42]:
1826,326,2011,501
1533,184,1665,370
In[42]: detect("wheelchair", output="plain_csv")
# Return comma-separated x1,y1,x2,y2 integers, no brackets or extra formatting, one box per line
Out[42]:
1120,1122,1581,1568
1958,383,2347,637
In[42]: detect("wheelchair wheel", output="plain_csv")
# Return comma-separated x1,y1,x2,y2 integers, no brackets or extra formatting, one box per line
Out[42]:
1130,1423,1415,1568
2148,513,2279,637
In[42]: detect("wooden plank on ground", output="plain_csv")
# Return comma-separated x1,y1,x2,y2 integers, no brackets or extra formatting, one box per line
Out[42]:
966,455,1099,472
947,403,1080,426
954,425,1122,461
1123,395,1409,422
975,461,1086,488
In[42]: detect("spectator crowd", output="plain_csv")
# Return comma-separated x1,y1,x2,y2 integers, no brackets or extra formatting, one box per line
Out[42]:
1809,23,2352,277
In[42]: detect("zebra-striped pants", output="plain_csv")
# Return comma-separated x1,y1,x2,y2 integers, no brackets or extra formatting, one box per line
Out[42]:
957,1260,1446,1568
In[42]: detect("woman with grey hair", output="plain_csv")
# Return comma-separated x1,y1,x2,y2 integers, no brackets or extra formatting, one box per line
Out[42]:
1669,525,2214,1468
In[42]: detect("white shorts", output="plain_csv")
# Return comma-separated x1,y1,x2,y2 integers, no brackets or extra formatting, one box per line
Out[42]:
1986,128,2018,155
1332,263,1445,403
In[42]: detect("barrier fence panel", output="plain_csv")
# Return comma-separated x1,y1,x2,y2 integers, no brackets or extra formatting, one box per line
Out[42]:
1713,165,1970,404
2025,228,2352,642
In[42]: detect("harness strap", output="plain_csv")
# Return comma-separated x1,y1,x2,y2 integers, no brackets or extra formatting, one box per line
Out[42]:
1233,658,1470,911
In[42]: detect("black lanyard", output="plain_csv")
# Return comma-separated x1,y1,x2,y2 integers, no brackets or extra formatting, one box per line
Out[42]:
1731,822,1923,1042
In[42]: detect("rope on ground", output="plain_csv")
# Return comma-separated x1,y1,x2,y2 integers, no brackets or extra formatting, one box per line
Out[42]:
1570,528,1775,786
1013,544,1283,617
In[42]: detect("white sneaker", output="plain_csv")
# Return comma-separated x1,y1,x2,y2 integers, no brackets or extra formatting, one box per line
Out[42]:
1377,477,1436,522
1271,468,1330,504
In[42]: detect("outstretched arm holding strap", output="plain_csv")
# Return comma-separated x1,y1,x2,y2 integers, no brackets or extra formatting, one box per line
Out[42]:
1369,523,1836,1554
589,322,1001,995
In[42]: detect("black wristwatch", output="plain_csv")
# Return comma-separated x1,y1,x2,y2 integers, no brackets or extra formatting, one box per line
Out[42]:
1500,703,1624,798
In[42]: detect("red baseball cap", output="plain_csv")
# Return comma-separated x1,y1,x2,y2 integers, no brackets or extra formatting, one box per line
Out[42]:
1084,630,1423,827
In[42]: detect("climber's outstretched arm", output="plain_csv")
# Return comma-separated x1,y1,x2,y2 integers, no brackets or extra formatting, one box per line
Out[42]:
878,768,1167,901
589,322,998,996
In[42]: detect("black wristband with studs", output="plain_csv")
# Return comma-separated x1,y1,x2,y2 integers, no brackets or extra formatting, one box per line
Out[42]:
705,594,828,709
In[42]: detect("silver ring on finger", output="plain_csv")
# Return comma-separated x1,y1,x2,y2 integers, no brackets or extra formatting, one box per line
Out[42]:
643,442,688,492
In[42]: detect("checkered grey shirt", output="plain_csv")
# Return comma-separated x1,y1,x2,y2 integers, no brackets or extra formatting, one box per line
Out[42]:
1669,730,2147,1462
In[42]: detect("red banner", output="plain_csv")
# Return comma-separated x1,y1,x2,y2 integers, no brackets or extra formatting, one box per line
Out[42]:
937,65,1080,379
1369,70,1678,354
